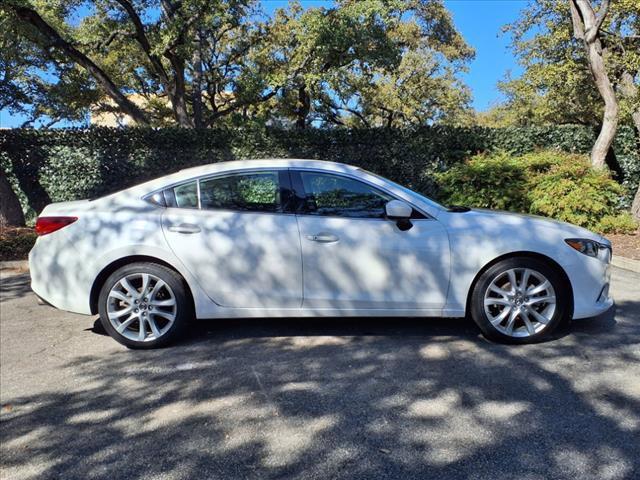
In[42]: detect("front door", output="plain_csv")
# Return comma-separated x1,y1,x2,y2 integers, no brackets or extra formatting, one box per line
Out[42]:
161,170,302,308
292,170,450,310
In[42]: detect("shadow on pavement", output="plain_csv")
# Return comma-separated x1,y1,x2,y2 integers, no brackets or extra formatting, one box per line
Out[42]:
0,272,31,303
2,298,639,480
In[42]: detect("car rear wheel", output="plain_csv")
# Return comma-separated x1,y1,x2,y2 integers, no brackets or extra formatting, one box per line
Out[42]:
98,263,191,349
470,257,570,344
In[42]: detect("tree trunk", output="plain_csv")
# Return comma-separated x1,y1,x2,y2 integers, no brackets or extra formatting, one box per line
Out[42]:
168,58,193,127
9,5,149,125
618,72,640,221
295,85,310,129
0,171,25,229
192,30,204,129
571,0,618,169
632,185,640,222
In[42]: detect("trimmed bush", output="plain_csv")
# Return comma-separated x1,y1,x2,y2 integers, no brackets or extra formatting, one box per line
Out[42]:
0,228,37,261
1,124,638,224
435,151,638,234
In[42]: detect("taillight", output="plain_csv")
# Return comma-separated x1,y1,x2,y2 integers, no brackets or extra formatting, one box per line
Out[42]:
35,216,78,236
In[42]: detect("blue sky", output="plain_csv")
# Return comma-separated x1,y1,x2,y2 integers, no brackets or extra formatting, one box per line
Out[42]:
0,0,527,128
444,0,526,109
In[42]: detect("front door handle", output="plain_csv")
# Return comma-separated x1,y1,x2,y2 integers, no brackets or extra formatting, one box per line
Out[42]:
306,233,339,243
168,223,201,234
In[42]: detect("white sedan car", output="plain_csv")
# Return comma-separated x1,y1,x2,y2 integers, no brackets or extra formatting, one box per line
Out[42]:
29,159,613,348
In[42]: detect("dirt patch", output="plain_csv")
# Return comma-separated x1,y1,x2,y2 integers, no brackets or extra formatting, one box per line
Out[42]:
608,231,640,261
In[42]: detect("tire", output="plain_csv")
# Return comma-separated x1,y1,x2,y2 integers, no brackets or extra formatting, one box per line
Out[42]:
98,262,191,349
470,257,571,344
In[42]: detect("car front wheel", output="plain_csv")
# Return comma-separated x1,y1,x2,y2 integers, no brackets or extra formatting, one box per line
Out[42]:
470,257,571,344
98,262,191,349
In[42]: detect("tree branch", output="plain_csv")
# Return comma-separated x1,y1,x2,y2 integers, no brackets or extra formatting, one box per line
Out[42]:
113,0,171,85
8,3,149,124
209,90,278,120
593,0,610,34
570,0,585,40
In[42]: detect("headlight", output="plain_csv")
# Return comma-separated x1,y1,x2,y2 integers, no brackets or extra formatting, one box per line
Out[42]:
565,238,611,262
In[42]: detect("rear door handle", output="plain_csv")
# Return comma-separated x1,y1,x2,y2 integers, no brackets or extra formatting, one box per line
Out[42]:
306,233,339,243
168,223,201,234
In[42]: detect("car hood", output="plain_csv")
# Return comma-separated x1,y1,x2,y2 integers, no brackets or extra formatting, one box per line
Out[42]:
441,208,609,245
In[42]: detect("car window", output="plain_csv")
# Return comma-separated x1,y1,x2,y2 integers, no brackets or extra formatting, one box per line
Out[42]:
173,181,198,208
199,171,282,213
299,171,393,218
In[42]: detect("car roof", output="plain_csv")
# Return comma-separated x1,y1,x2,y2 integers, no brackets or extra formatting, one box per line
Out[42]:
132,158,360,192
177,158,359,177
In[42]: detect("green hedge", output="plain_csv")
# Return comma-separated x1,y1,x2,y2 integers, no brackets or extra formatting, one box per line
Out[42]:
1,125,638,223
436,151,638,234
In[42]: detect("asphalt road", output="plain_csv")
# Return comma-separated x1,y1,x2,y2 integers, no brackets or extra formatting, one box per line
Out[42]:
1,267,639,480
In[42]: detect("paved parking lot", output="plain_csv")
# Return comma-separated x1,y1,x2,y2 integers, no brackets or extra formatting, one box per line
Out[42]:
1,267,639,480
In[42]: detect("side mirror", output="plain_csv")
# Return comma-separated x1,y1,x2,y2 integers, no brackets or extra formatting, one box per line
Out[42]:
385,200,412,219
385,200,413,231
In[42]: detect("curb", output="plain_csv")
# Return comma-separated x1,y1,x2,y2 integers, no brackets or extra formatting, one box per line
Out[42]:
611,256,640,273
0,260,29,272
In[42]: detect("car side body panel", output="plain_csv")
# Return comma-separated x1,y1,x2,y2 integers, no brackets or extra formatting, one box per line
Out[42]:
29,159,613,322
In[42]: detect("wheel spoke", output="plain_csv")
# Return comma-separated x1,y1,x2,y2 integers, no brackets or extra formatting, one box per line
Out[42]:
490,307,511,326
521,310,536,335
526,306,550,325
140,273,150,295
116,313,138,333
150,298,176,308
527,280,550,296
149,279,166,299
152,310,175,322
120,277,138,297
507,270,517,292
527,295,555,305
147,317,162,338
138,318,146,341
488,284,511,298
520,269,531,291
485,297,511,307
108,305,133,319
109,290,130,303
505,309,518,335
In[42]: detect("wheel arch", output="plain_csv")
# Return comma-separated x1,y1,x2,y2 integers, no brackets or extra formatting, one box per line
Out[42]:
90,255,195,315
465,251,574,318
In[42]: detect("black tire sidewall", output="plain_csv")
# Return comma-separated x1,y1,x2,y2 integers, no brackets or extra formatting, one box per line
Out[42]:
470,257,570,344
98,262,191,349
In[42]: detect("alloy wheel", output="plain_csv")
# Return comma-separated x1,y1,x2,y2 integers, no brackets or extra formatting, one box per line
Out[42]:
483,268,557,338
106,273,177,342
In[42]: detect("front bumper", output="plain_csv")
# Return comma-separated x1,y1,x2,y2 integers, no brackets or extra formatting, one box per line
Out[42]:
569,252,613,319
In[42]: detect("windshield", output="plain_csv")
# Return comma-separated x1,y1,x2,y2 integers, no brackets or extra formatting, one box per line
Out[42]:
357,168,450,211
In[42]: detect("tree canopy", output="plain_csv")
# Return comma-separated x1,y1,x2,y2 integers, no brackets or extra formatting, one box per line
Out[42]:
0,0,475,128
492,0,639,129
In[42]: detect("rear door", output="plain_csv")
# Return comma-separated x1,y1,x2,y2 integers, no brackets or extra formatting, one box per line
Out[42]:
161,170,303,308
291,169,450,310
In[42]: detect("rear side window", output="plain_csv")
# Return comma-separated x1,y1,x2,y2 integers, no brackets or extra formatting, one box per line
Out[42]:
299,171,393,218
199,172,282,213
172,181,198,208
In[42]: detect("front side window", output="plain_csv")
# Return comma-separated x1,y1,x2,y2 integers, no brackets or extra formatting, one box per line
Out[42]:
199,171,281,213
299,171,393,218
